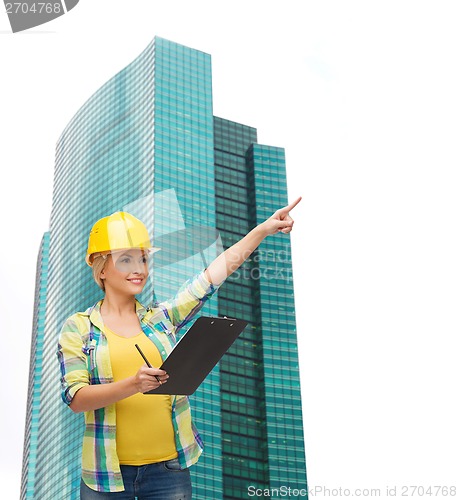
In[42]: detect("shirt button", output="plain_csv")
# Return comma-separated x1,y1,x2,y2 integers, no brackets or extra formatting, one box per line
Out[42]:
162,351,166,355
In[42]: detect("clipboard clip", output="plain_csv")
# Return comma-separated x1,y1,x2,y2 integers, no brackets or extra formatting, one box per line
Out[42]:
205,313,237,321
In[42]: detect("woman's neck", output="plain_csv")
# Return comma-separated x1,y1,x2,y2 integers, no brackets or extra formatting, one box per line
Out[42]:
100,291,136,317
99,292,142,337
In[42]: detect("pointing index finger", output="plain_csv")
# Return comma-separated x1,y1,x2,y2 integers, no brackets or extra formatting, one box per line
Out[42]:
283,196,302,213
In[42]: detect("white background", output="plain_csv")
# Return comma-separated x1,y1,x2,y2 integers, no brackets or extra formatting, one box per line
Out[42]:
1,1,458,498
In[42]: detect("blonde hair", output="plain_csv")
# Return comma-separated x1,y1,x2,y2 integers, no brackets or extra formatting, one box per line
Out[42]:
91,254,108,291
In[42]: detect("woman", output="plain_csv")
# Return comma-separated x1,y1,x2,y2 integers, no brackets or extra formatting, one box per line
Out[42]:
57,197,301,499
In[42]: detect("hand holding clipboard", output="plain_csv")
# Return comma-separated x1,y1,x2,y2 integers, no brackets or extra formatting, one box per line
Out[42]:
135,316,247,395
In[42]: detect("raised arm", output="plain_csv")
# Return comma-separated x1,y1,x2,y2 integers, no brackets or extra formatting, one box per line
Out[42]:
205,197,302,286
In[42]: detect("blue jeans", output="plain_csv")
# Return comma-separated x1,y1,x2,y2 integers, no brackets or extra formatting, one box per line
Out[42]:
80,458,192,499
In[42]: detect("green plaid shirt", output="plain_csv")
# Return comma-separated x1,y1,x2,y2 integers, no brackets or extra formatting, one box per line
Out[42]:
57,271,220,493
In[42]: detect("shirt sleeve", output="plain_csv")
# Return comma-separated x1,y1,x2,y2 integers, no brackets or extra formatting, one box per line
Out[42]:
56,315,90,406
159,270,224,329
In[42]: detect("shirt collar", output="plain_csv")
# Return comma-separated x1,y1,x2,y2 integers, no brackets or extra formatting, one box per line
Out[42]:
82,298,148,331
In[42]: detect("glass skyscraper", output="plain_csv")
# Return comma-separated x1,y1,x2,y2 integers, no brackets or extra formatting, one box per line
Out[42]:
21,37,307,500
21,233,50,500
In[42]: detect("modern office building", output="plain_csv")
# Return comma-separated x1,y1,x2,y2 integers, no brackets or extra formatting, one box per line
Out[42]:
20,233,50,500
21,37,307,499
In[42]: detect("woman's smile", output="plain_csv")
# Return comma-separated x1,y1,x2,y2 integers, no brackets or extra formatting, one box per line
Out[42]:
127,277,144,285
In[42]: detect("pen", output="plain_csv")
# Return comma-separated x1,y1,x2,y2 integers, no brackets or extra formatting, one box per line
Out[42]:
135,344,162,384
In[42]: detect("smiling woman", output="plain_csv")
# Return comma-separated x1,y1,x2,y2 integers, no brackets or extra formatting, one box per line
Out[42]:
56,200,300,499
101,250,150,291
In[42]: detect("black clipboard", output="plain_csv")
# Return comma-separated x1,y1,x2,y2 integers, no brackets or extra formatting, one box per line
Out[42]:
145,316,248,395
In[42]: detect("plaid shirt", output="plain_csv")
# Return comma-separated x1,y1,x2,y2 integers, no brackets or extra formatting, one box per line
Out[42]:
57,271,221,493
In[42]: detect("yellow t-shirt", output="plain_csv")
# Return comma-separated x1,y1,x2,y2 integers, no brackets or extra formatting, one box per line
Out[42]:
104,326,178,465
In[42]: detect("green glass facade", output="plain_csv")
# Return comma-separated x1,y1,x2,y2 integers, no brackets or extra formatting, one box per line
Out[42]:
152,38,222,499
21,37,306,499
20,232,50,500
214,120,307,498
247,144,306,491
214,118,269,497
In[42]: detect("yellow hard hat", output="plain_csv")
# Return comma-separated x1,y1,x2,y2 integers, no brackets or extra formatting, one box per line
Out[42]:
85,212,156,266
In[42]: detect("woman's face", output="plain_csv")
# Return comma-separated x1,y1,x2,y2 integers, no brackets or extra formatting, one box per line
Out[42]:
100,249,150,296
